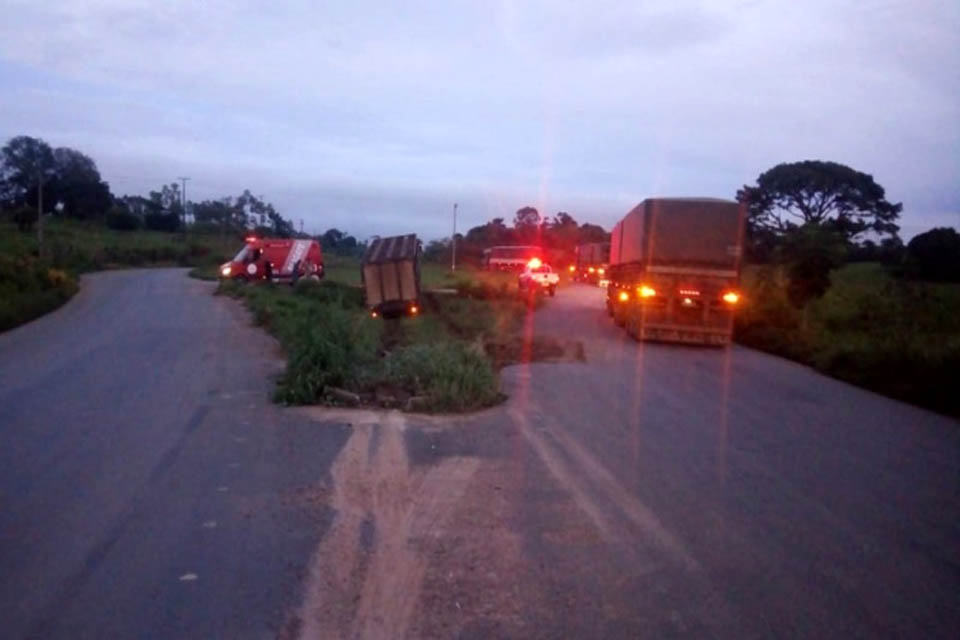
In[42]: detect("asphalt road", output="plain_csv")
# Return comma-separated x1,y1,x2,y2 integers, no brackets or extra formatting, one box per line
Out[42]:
291,284,960,638
0,270,350,639
471,284,960,637
2,272,958,639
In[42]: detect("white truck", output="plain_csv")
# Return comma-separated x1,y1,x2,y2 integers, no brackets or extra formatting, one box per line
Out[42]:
518,259,560,296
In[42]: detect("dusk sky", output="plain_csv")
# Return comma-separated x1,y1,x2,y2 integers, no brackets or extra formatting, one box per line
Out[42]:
1,0,957,240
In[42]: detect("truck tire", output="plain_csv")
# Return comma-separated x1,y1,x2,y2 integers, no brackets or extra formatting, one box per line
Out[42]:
548,285,556,297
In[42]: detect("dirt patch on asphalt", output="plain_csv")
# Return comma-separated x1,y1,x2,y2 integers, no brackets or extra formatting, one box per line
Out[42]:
290,411,482,639
485,335,585,368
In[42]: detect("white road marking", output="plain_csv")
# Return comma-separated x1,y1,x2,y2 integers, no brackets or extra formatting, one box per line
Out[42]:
216,486,229,492
202,520,218,529
179,573,198,582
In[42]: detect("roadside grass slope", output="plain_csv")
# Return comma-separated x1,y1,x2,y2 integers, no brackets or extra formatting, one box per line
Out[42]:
736,262,960,417
0,219,239,331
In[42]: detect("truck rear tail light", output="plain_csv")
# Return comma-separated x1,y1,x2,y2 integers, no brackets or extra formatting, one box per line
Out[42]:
722,291,740,304
588,267,596,273
678,289,700,296
568,265,575,272
598,268,605,275
410,305,419,315
638,285,656,298
221,266,231,277
682,297,695,306
618,290,629,302
371,311,379,318
527,257,542,269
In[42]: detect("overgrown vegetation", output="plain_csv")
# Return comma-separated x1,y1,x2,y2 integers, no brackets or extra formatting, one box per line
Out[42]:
0,218,241,331
736,262,960,417
0,254,78,332
217,272,537,412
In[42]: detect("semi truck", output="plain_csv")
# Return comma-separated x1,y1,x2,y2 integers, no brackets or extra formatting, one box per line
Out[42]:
362,234,421,318
572,242,610,284
606,198,744,345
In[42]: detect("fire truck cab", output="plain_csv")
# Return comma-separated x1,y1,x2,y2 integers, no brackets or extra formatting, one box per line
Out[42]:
220,237,324,283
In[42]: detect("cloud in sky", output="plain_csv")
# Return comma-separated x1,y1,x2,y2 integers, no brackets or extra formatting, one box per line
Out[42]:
0,0,957,240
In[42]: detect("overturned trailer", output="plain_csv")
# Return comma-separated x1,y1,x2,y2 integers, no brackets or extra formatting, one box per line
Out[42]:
362,234,421,318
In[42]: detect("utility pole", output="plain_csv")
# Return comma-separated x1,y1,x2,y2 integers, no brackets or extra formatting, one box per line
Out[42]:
451,202,458,271
37,170,44,256
177,176,189,241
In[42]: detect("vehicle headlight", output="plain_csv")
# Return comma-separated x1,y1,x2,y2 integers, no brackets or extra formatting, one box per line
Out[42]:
221,266,231,277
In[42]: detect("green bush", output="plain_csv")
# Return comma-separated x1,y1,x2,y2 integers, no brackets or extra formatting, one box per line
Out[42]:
144,212,180,232
0,255,78,331
11,206,36,232
385,341,500,411
905,227,960,282
105,208,142,231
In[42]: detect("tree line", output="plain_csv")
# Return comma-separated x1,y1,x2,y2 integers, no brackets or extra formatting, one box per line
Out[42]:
424,207,610,265
3,134,954,282
0,135,297,239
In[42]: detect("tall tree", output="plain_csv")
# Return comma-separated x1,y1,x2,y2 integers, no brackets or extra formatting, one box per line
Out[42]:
513,206,542,244
737,160,901,243
1,135,56,209
1,136,56,246
50,147,112,219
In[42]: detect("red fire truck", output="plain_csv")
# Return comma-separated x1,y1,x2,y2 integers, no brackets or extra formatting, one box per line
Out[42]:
219,237,324,283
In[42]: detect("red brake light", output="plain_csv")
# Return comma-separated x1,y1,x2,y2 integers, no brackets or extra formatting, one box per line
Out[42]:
638,285,656,298
527,257,542,269
722,291,740,304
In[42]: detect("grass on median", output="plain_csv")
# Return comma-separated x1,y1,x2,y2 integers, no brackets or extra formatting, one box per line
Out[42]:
217,275,534,412
735,262,960,418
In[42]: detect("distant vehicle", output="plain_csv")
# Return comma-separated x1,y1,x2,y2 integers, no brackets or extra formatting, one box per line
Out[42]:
571,242,610,284
483,245,544,271
220,236,324,283
518,258,559,296
606,198,744,345
362,234,421,318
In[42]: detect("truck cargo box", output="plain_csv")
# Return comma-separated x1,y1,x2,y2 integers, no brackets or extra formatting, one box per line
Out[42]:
611,198,742,270
606,198,745,346
362,234,421,317
576,242,609,265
